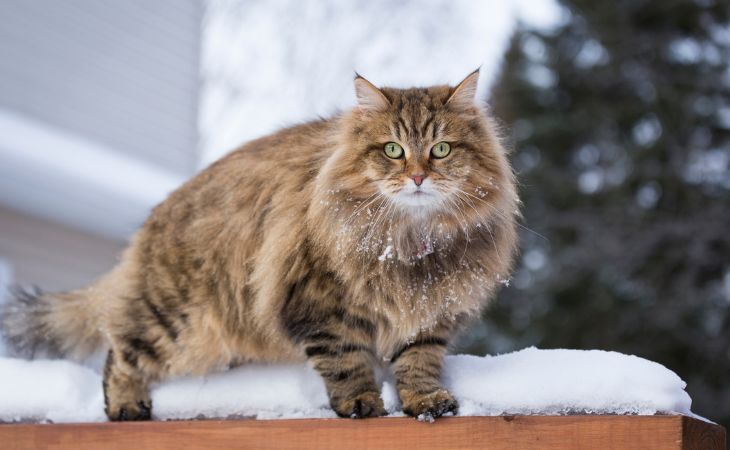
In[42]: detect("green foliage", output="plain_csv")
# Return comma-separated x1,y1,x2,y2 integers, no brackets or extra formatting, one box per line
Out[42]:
458,0,730,430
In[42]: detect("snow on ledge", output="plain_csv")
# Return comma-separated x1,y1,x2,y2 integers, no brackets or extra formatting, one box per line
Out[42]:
0,347,693,423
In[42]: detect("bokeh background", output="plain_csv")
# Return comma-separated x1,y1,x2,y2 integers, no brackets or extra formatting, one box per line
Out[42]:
0,0,728,434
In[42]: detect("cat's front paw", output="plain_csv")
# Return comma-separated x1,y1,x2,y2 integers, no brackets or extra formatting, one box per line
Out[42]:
401,388,458,421
332,391,386,419
106,398,152,421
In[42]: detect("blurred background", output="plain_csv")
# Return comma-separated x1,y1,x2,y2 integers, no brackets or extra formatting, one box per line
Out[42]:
0,0,727,433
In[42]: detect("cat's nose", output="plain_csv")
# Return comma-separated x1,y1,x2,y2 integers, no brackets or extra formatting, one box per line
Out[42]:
411,174,426,187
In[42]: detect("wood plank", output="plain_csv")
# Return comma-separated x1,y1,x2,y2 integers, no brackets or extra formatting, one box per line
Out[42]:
682,416,727,450
0,415,725,450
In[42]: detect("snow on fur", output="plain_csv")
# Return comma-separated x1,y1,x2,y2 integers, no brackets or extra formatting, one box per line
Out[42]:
0,347,692,423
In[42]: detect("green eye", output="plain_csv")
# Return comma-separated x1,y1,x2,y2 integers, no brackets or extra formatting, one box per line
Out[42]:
431,142,451,159
384,142,404,159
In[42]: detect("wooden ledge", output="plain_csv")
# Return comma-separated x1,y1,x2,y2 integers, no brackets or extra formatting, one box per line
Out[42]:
1,415,725,450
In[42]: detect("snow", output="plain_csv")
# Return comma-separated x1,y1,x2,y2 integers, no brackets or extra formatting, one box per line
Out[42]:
378,245,393,262
0,358,105,423
153,363,333,420
444,348,691,416
0,347,695,423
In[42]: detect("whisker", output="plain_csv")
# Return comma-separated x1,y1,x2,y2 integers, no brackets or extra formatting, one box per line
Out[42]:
455,191,516,269
343,192,382,226
453,187,548,242
362,195,390,248
444,196,470,263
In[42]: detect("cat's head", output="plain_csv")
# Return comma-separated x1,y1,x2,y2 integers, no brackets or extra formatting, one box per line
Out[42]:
328,70,514,222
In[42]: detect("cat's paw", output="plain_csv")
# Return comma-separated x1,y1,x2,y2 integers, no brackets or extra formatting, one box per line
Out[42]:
401,388,458,421
106,398,152,421
332,391,386,419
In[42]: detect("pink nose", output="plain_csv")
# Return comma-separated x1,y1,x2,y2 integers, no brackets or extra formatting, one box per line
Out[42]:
412,175,425,186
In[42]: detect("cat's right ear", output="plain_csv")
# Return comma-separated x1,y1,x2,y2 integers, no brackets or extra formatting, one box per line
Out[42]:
354,74,390,112
446,69,481,110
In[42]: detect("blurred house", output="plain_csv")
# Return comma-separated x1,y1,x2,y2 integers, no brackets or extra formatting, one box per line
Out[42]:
0,1,201,292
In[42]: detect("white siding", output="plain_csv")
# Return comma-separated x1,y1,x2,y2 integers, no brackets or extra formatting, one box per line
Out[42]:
0,0,202,174
0,206,125,292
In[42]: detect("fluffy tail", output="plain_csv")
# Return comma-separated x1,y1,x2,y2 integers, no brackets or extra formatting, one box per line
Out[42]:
1,286,104,360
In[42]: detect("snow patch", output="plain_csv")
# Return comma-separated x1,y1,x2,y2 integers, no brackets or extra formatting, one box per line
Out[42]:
378,245,393,262
444,347,691,417
0,347,695,423
0,358,105,423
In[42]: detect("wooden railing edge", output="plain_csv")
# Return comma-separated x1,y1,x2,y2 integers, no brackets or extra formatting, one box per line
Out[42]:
1,414,725,449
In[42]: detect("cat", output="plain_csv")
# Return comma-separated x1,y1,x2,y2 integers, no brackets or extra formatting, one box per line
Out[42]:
0,69,519,421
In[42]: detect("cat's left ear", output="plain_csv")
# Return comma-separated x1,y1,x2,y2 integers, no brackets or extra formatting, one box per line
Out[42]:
446,69,481,110
354,74,390,112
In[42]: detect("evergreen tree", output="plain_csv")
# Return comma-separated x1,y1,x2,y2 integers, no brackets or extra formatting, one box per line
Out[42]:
460,0,730,430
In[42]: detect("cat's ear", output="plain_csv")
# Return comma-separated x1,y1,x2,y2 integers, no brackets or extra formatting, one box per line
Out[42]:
354,74,390,112
446,69,481,110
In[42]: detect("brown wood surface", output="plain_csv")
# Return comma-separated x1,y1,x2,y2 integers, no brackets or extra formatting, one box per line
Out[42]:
0,415,725,450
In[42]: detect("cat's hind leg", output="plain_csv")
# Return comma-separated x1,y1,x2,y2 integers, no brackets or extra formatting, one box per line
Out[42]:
102,349,152,421
102,293,182,421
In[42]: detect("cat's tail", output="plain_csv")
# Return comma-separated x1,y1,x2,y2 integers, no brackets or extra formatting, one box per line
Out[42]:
1,286,104,361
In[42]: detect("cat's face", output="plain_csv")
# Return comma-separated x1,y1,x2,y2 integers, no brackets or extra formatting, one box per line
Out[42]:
335,71,509,219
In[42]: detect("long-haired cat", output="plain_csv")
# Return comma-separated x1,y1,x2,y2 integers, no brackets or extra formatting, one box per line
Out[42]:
1,70,518,421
